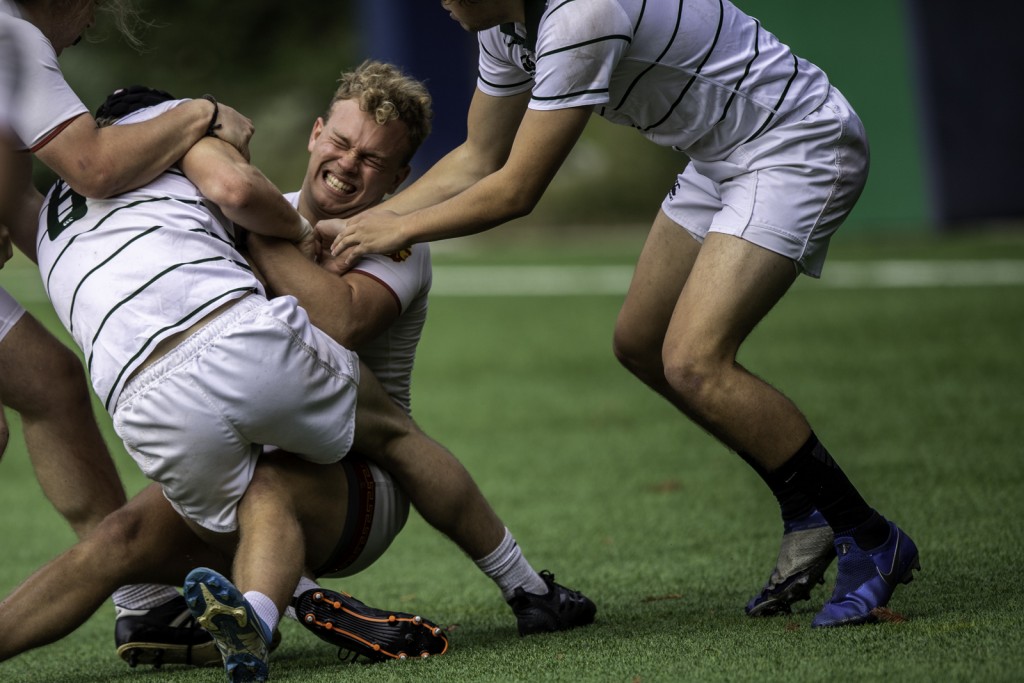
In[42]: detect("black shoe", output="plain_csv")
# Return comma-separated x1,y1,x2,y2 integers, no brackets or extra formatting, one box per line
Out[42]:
293,588,448,662
507,570,596,636
115,594,220,668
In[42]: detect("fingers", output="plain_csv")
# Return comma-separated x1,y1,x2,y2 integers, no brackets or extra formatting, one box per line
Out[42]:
213,103,255,160
329,232,346,257
318,252,350,276
327,239,362,272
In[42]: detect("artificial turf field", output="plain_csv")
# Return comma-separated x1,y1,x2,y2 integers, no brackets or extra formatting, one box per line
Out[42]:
1,227,1022,682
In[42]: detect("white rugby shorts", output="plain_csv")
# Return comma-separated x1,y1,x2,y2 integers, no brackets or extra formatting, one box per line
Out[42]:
0,287,26,344
113,294,360,533
662,86,869,277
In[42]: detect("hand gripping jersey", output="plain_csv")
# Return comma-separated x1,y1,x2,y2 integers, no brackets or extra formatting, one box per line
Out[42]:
476,0,832,161
283,192,431,415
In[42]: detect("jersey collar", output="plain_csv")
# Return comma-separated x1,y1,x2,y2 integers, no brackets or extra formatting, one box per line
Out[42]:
499,0,546,52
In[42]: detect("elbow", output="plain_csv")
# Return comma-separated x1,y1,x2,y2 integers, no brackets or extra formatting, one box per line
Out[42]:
65,166,122,199
203,169,260,213
504,184,542,220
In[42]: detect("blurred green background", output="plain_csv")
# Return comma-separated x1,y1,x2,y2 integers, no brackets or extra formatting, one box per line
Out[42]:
48,0,1010,236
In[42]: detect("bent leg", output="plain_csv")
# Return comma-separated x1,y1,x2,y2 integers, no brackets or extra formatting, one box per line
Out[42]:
351,363,504,560
228,458,308,616
0,485,227,662
615,212,809,468
248,451,348,575
661,231,807,467
0,313,126,537
614,209,700,397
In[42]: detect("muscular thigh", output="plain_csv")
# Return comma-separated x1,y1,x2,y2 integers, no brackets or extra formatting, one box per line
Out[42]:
252,451,348,571
665,232,797,363
254,451,408,578
615,209,700,357
0,305,79,412
112,484,232,585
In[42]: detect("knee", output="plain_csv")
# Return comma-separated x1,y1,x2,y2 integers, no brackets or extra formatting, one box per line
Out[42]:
33,346,93,417
662,351,724,411
612,325,663,383
49,346,92,402
75,505,146,570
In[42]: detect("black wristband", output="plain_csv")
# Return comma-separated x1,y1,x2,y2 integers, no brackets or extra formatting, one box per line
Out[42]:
200,94,222,138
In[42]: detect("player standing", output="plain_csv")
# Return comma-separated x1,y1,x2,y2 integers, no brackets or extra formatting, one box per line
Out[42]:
327,0,919,627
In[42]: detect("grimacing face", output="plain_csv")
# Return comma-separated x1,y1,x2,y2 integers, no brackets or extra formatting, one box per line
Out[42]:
300,98,412,222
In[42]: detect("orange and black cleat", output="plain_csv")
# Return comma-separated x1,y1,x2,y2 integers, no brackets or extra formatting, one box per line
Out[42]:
294,588,448,662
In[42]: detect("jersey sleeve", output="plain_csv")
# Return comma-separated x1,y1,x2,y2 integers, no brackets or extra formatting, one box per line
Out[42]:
2,14,87,151
530,0,633,111
477,29,535,97
350,244,432,313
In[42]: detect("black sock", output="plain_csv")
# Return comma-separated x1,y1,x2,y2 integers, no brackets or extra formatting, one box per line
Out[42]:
737,450,815,524
769,432,890,549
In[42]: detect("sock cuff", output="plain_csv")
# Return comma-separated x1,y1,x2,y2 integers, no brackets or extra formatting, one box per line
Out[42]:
112,584,181,610
474,527,515,574
768,431,819,484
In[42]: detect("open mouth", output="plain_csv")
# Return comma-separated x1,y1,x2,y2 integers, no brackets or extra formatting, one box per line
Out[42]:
324,171,354,195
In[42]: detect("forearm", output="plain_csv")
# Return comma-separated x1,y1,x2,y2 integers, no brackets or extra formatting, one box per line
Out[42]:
37,100,214,198
247,237,366,346
218,169,310,244
384,103,587,244
182,138,310,244
382,143,493,215
399,165,540,244
248,237,329,303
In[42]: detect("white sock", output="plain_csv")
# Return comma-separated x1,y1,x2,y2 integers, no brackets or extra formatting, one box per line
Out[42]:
474,528,547,600
112,584,181,611
243,591,280,635
284,576,321,621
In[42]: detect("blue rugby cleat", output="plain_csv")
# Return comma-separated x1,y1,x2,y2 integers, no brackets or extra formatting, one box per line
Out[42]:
812,521,920,627
183,568,271,682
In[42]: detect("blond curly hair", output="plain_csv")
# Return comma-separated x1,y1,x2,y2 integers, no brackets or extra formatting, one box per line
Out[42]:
328,60,434,165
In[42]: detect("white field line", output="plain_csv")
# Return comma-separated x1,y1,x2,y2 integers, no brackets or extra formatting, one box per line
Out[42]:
430,260,1024,296
5,259,1023,299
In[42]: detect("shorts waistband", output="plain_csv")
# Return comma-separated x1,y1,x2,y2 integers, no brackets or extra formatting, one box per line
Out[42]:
116,294,267,408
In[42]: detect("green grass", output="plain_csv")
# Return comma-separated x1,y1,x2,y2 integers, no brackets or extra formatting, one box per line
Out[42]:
1,230,1023,682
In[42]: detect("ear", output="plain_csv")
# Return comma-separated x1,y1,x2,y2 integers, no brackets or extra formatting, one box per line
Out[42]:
388,165,411,194
308,118,325,153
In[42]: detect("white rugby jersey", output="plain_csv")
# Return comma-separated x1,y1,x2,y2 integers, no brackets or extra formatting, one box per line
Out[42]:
0,0,88,151
477,0,832,161
0,19,19,129
284,192,430,415
36,100,263,413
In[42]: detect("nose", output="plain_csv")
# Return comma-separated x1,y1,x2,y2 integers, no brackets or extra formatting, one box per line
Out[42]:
338,149,363,171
